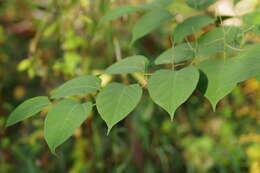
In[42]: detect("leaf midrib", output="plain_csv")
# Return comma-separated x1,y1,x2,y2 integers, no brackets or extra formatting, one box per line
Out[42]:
51,104,79,150
111,86,127,126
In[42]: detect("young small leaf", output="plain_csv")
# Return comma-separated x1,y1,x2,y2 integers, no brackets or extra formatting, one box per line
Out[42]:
96,83,142,134
131,9,173,44
155,43,195,65
6,96,50,127
173,15,215,43
99,5,140,26
44,99,92,154
50,75,101,99
186,0,217,10
148,66,199,119
104,55,149,75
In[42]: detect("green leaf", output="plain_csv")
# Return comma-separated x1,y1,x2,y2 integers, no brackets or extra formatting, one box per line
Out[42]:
99,5,140,26
139,0,173,10
104,55,149,74
98,0,174,26
256,73,260,82
243,8,260,35
234,0,242,5
233,44,260,83
50,75,101,99
186,0,216,10
198,44,260,110
197,26,242,56
155,43,195,65
173,15,215,43
197,59,237,111
96,83,142,134
131,9,173,44
44,99,92,154
82,102,93,116
148,66,199,119
6,96,50,127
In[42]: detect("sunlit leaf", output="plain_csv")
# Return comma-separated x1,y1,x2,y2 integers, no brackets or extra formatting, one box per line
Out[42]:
173,15,215,43
44,99,92,154
104,55,149,74
6,96,51,127
51,75,101,99
131,9,173,44
148,66,199,119
17,58,32,71
155,43,195,65
96,83,142,134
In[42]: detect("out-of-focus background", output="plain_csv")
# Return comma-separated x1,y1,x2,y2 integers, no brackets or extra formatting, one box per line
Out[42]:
0,0,260,172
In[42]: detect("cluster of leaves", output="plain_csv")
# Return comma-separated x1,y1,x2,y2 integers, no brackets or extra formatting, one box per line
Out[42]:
5,0,260,154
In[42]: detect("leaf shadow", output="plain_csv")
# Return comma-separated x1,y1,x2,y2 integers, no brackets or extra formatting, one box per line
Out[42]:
197,70,208,95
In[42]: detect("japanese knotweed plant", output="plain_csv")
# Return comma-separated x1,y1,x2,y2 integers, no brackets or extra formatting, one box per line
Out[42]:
5,0,260,154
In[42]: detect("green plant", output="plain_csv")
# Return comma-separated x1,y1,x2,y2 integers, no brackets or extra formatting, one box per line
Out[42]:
5,0,260,155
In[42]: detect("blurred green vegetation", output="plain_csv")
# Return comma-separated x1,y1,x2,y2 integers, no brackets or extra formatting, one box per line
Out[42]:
0,0,260,173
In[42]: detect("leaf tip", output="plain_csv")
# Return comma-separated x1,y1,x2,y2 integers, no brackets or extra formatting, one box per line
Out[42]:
106,127,112,136
170,113,175,121
106,123,115,135
5,120,12,128
5,116,18,127
51,149,59,157
210,101,218,112
49,91,57,99
212,104,217,112
130,38,136,47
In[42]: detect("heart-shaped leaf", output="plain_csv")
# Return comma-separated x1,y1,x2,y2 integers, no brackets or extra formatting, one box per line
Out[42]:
148,66,200,119
96,83,142,134
104,55,149,75
197,59,237,111
155,43,195,65
131,9,173,44
6,96,51,127
50,75,101,99
198,43,260,110
44,99,92,154
173,15,215,43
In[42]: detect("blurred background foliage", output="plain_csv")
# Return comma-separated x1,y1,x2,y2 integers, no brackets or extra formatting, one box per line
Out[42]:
0,0,260,172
